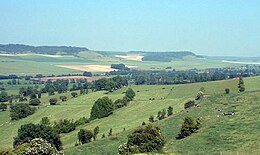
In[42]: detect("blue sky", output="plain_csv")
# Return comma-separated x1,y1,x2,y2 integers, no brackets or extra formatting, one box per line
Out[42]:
0,0,260,56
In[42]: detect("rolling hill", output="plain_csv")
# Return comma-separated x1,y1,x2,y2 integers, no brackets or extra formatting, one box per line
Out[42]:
0,77,259,154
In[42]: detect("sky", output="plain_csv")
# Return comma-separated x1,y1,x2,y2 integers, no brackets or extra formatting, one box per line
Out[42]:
0,0,260,56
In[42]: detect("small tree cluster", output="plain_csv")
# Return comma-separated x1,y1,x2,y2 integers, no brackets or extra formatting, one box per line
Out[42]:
29,98,41,106
157,109,166,120
114,88,135,109
59,96,67,102
10,103,36,120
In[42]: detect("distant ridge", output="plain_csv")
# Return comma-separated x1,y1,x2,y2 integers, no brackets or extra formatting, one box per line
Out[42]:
129,51,197,62
0,44,88,55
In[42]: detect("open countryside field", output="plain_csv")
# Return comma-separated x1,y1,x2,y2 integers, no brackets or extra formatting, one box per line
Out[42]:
0,52,243,75
1,76,259,154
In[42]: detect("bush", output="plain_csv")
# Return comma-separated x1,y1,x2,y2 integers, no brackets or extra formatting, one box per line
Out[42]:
29,98,41,106
59,96,67,102
184,100,195,109
78,129,93,144
0,103,7,111
157,109,166,120
49,98,58,105
167,106,173,116
71,92,78,98
225,88,230,94
125,88,135,101
118,124,165,154
90,97,114,120
19,97,27,102
93,126,99,141
53,119,76,134
10,103,36,120
177,117,201,139
75,117,90,126
149,115,154,123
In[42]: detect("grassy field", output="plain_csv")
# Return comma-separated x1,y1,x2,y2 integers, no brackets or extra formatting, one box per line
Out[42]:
65,77,260,155
0,52,240,75
0,76,259,154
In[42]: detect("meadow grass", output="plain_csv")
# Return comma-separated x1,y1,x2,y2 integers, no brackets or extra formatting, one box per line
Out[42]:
0,76,259,154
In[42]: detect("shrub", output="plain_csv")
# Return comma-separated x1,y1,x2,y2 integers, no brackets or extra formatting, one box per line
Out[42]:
71,92,78,98
59,96,67,102
118,124,165,154
93,126,99,141
225,88,230,94
19,97,27,102
184,100,195,109
157,109,166,120
10,103,36,120
75,117,90,126
0,103,7,111
125,88,135,101
29,98,41,106
149,115,154,123
177,117,201,139
195,91,204,100
167,106,173,116
108,128,113,136
78,129,93,144
49,98,58,105
53,119,76,134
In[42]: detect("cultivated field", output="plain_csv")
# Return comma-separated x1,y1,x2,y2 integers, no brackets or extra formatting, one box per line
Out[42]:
56,65,117,72
115,55,144,61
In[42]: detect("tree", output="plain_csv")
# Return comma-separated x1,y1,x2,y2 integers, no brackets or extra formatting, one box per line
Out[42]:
0,103,7,111
93,126,99,141
108,128,113,136
225,88,230,94
83,71,92,77
29,98,41,106
90,97,114,120
49,98,58,105
40,117,51,126
13,123,62,151
157,109,166,120
238,77,245,92
167,106,173,116
118,124,165,154
0,91,8,102
10,103,36,120
71,92,78,98
78,129,93,144
149,115,154,123
177,117,200,139
125,88,135,101
184,100,195,109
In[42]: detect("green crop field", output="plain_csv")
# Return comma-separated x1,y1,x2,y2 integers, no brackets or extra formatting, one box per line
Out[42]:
1,76,259,154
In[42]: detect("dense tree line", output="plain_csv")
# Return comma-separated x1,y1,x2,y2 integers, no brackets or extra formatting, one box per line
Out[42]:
0,44,88,54
94,76,128,91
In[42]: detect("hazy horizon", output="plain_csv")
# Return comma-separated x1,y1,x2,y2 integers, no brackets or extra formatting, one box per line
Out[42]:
0,0,260,57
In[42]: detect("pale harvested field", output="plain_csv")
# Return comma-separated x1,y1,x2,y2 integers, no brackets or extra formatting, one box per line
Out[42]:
56,65,118,72
32,76,100,82
115,55,143,61
222,60,260,65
